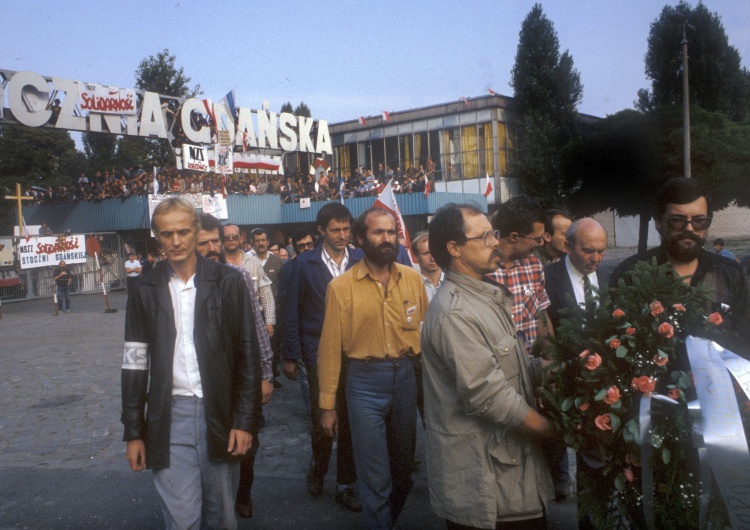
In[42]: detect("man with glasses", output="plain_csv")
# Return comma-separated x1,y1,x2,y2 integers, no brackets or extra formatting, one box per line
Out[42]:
489,196,553,356
421,203,555,529
611,178,750,357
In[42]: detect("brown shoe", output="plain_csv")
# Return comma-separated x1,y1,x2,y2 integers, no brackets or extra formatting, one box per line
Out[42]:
336,486,362,512
235,495,253,519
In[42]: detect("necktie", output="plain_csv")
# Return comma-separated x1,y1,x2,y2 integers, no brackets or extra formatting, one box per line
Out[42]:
582,274,595,310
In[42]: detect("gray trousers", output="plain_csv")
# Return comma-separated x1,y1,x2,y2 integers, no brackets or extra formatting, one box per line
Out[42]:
153,396,239,530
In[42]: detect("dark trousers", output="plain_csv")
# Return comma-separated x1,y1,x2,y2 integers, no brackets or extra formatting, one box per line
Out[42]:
56,284,70,311
446,517,547,530
236,432,260,501
306,363,356,485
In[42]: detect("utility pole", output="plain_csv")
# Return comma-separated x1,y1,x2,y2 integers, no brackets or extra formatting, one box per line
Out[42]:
682,20,696,178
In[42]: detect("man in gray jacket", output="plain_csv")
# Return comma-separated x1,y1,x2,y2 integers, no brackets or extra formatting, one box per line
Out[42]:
421,203,556,530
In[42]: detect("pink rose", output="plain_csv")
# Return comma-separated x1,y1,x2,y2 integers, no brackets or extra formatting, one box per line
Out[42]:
579,402,589,411
631,376,656,395
625,453,641,467
653,354,668,367
594,414,613,431
708,312,724,326
625,327,636,336
609,338,622,349
650,301,664,317
624,468,635,482
658,322,674,338
668,388,681,400
603,385,621,405
612,308,625,318
672,304,686,312
582,352,602,371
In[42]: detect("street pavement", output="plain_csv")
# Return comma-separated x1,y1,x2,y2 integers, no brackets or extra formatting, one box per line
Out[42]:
0,290,577,529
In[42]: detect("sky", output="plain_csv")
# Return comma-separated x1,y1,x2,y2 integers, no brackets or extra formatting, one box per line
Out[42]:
2,0,750,125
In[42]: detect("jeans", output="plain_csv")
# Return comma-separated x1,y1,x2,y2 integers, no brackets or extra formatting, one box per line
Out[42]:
153,396,239,530
346,356,417,529
56,284,70,311
306,363,356,485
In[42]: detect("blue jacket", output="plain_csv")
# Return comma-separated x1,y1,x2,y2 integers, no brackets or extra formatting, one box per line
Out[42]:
282,243,363,366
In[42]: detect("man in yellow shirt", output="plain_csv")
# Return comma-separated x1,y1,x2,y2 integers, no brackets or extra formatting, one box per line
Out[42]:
318,207,428,529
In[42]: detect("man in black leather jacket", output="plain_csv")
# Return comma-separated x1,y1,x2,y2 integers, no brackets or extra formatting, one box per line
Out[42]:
121,197,261,529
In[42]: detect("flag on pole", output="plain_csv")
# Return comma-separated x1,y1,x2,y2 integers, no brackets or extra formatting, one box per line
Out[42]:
382,111,390,122
21,214,31,242
358,116,367,126
459,96,470,106
221,89,237,117
483,173,493,198
340,176,346,204
423,179,431,199
152,166,159,194
202,99,216,125
373,180,417,267
488,88,496,96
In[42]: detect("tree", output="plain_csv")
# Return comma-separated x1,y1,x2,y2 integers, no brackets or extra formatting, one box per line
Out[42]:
0,125,85,232
280,102,293,114
510,3,583,207
294,102,311,117
563,106,750,252
82,131,117,174
640,1,750,121
118,49,202,168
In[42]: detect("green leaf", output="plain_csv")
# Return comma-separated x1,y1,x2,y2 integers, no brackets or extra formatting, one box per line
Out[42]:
616,346,628,358
611,399,622,410
662,447,671,465
594,388,607,401
657,349,668,358
561,397,574,412
609,413,621,432
614,474,625,492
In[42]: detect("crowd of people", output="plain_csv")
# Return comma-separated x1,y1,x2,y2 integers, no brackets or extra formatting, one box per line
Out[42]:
24,160,435,205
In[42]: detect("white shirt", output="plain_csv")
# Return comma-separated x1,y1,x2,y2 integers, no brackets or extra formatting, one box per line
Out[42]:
169,272,202,397
565,255,599,307
125,259,141,277
422,271,445,303
322,245,349,278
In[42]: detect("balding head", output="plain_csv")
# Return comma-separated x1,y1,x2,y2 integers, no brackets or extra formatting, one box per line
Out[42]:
565,218,607,275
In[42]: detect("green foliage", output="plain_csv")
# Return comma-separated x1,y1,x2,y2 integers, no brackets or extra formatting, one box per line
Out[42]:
134,48,201,98
641,1,749,122
510,3,583,208
82,132,117,174
294,102,311,117
280,101,294,114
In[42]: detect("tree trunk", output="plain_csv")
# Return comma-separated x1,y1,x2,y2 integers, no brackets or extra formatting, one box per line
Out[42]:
638,211,651,254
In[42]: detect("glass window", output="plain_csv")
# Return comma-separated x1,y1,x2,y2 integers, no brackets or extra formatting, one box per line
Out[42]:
384,125,398,138
414,132,428,168
428,117,444,130
478,123,494,178
459,111,477,125
461,125,478,180
442,127,461,181
413,120,428,133
399,135,412,170
371,138,385,172
428,129,442,181
444,114,459,128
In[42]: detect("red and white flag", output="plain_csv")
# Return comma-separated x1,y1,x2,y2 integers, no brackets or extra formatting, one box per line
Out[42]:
488,88,496,96
358,116,367,126
423,179,431,199
483,173,493,198
373,181,417,267
382,111,390,122
459,96,470,106
202,99,216,125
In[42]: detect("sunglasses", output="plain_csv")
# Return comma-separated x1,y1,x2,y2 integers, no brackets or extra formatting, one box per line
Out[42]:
223,234,241,241
665,215,712,231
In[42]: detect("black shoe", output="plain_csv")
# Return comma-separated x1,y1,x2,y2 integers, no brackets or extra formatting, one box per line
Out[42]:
306,464,323,497
336,486,362,512
235,495,253,518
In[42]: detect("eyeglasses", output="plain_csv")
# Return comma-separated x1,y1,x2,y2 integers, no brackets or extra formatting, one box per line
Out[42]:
516,232,544,245
223,234,240,241
457,230,500,248
297,241,315,250
665,215,712,231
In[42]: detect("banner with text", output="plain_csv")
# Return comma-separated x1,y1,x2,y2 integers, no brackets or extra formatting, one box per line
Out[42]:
18,235,88,269
78,82,137,115
182,144,209,172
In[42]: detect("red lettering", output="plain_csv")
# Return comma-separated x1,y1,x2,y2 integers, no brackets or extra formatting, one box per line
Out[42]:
35,238,80,255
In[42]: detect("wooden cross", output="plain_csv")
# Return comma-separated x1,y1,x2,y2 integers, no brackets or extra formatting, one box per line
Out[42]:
4,183,34,237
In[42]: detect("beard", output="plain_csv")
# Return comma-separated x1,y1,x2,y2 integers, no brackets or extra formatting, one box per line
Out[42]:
362,238,397,267
661,230,705,263
204,251,222,262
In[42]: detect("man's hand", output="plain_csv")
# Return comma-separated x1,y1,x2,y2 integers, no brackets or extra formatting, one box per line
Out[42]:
321,409,337,438
261,380,274,404
126,439,146,471
265,323,274,338
283,360,298,380
227,429,253,456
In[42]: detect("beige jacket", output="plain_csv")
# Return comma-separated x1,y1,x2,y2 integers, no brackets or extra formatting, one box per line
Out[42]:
421,271,553,528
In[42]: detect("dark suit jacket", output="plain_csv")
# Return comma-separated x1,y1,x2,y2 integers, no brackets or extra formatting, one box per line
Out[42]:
545,258,610,330
261,252,284,300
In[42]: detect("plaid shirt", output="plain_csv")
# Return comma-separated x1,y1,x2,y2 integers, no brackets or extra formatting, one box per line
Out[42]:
228,264,274,380
487,256,550,354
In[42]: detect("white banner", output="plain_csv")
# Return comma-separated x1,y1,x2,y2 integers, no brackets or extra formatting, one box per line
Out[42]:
182,144,209,172
18,235,88,269
78,82,136,115
202,193,228,220
215,144,233,174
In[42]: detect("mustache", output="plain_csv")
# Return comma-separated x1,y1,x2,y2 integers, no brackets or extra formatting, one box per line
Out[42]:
204,251,222,260
669,231,703,243
378,242,397,252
